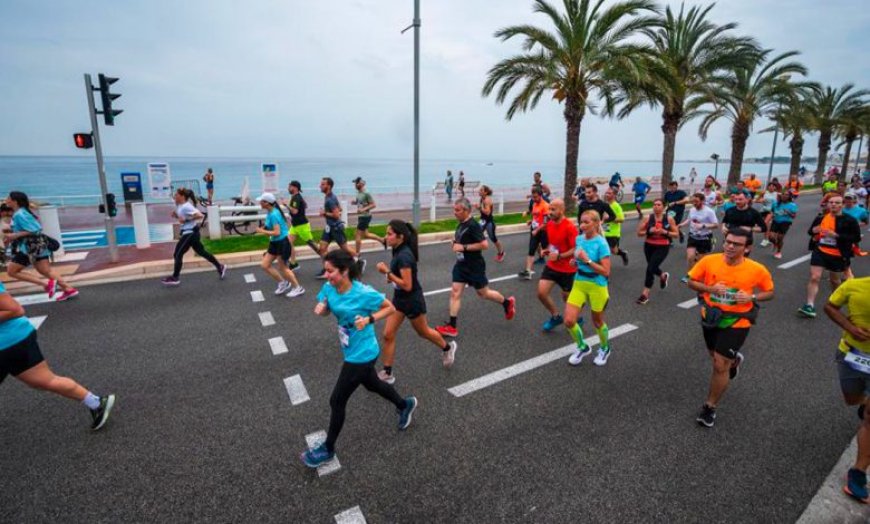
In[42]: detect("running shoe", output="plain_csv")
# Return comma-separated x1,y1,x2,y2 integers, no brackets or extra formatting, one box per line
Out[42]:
436,323,458,338
45,279,57,299
759,239,770,247
619,250,629,266
542,314,564,332
518,270,533,280
90,394,116,431
729,352,744,380
635,295,649,305
56,288,80,301
504,296,516,320
680,276,689,284
696,404,716,428
844,468,870,503
442,340,457,368
660,272,670,289
161,276,181,287
797,304,817,318
594,347,611,366
286,286,306,298
773,252,782,259
357,258,367,274
496,251,505,263
377,369,396,384
288,261,300,270
275,281,291,295
568,345,591,366
398,396,418,430
218,264,228,279
315,269,328,280
300,443,335,469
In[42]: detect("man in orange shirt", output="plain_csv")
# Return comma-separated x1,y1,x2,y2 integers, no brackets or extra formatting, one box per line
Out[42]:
743,173,762,198
519,188,550,280
688,228,775,428
537,199,578,332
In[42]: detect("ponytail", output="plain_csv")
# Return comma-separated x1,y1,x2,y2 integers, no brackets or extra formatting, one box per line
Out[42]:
176,187,197,206
324,249,360,281
388,219,419,261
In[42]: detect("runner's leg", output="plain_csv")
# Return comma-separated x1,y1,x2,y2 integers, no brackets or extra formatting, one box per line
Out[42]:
32,259,72,292
381,311,405,369
806,265,823,306
16,361,89,401
325,362,365,452
476,285,505,305
705,351,732,407
448,283,464,327
564,303,586,348
189,230,222,270
408,314,450,350
537,278,559,317
172,234,195,278
261,253,282,282
6,261,46,287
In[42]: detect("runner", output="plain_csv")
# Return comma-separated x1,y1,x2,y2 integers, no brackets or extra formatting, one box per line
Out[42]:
768,189,798,260
702,180,724,214
664,181,690,244
519,188,550,280
536,199,578,332
350,177,386,254
2,191,78,301
687,228,774,428
756,182,779,247
785,173,804,200
300,250,417,468
721,191,766,250
255,193,305,298
843,193,869,227
474,185,505,262
823,276,870,503
603,187,629,265
202,167,215,204
161,188,227,286
798,194,861,318
578,184,615,224
822,173,839,195
532,171,552,202
632,176,652,218
0,281,115,430
315,177,362,279
284,180,320,269
743,173,762,198
679,193,718,283
565,210,613,366
636,199,678,305
375,220,457,384
435,198,516,338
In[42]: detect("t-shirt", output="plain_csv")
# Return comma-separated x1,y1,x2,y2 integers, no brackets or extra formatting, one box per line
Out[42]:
604,202,624,238
744,178,762,193
817,213,841,256
316,281,385,363
828,277,870,354
578,199,615,223
530,200,550,230
0,281,35,350
354,191,374,218
544,218,578,274
288,194,308,226
574,234,610,287
264,207,288,242
632,181,651,196
703,189,720,207
664,190,688,217
759,191,778,212
688,254,774,329
389,244,421,300
176,202,199,234
723,206,766,233
11,209,42,255
453,218,486,270
771,201,798,223
843,205,869,224
687,206,718,239
324,192,341,228
609,173,622,186
822,180,838,193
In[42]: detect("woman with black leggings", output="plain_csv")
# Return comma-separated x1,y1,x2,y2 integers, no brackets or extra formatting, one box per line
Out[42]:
636,198,678,304
300,250,418,469
161,188,226,286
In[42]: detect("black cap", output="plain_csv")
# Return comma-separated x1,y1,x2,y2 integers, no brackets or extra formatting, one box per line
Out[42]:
352,176,364,185
289,180,302,192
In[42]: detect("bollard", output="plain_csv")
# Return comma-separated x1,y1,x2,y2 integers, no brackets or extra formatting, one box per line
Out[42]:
341,200,348,225
207,205,221,240
40,205,64,258
498,192,504,215
131,202,151,249
430,196,437,222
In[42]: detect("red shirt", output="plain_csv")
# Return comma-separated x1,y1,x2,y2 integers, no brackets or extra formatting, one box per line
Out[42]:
545,217,578,273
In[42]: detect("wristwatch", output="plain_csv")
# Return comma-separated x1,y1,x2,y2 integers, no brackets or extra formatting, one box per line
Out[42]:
368,315,376,325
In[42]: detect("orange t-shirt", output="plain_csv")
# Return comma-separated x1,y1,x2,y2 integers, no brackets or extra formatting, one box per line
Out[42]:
817,213,840,256
688,254,774,328
531,200,550,230
744,178,762,192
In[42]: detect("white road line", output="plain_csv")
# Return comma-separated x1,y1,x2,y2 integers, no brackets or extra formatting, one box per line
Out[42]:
304,430,341,476
778,253,811,269
283,375,310,405
244,273,256,283
334,506,367,524
251,290,265,302
269,336,288,355
448,323,639,398
28,316,47,330
16,293,54,306
63,241,100,248
259,311,275,327
423,273,519,297
678,298,699,309
61,228,104,235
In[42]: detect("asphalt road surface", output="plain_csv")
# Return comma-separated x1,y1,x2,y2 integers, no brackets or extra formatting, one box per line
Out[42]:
2,193,869,523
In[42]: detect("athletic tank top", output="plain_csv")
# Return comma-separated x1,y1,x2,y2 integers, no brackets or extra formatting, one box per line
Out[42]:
479,197,493,222
645,215,672,246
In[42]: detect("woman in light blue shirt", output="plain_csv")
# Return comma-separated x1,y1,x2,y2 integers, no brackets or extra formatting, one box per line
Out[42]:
254,192,304,298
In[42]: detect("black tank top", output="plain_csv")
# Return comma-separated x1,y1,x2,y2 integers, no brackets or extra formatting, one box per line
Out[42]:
479,197,493,222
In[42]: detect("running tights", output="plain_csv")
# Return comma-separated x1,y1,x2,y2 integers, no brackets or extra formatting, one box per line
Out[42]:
173,229,221,278
325,359,407,452
643,243,670,288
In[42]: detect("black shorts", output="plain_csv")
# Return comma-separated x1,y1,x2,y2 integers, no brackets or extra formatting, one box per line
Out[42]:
266,238,292,262
357,216,373,231
10,253,50,267
760,210,772,219
393,291,427,320
811,249,848,273
606,236,620,249
770,221,791,235
702,327,750,360
528,231,548,257
540,266,574,293
452,264,488,290
0,330,43,385
321,222,348,246
687,236,713,254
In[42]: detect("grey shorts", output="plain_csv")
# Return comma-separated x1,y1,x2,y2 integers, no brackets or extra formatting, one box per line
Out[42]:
836,350,870,398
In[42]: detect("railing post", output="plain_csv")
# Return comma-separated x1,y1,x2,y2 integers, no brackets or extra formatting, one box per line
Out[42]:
430,195,437,222
341,200,349,225
131,202,151,249
208,205,221,240
498,192,504,215
40,205,64,258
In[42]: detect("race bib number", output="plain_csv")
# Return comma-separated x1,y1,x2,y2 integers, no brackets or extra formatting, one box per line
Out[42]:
338,326,350,348
531,220,540,229
819,234,837,247
667,210,676,218
324,225,331,234
845,349,870,375
602,223,611,233
710,288,739,306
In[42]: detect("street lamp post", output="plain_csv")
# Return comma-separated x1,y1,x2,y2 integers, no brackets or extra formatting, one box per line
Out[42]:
765,102,783,187
711,153,720,181
402,0,421,227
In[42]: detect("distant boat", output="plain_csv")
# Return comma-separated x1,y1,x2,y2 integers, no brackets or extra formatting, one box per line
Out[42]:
485,162,494,166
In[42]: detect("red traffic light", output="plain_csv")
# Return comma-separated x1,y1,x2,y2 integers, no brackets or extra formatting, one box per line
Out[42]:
73,133,94,149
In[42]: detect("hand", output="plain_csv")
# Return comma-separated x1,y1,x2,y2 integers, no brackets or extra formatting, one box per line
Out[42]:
314,300,328,316
452,243,464,253
376,262,389,274
3,233,13,243
847,325,870,342
733,290,753,304
822,229,837,238
319,208,325,217
709,282,728,295
547,250,559,262
575,247,589,264
354,314,369,331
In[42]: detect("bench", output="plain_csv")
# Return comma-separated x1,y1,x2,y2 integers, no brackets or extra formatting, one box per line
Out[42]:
432,180,481,195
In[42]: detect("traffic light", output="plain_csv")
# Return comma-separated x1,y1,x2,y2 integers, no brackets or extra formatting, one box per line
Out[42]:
99,193,118,217
73,133,93,149
97,74,123,126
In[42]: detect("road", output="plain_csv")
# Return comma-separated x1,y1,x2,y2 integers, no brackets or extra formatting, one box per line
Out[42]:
2,193,868,523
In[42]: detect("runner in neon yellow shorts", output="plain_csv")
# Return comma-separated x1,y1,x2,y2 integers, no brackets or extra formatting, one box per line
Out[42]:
290,222,313,243
567,280,609,312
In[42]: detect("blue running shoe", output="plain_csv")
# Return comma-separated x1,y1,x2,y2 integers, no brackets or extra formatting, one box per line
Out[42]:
398,396,418,430
542,315,564,332
300,443,334,468
844,468,869,503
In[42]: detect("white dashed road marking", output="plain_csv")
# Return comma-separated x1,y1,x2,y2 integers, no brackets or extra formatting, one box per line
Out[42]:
16,293,54,306
305,430,341,476
778,253,811,269
283,375,310,405
334,506,367,524
244,273,257,283
259,311,275,327
251,290,265,302
269,336,288,355
29,316,47,330
424,273,519,297
678,298,699,309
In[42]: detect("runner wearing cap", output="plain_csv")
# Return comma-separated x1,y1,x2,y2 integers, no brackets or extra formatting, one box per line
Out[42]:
255,193,305,298
315,177,363,279
351,177,386,255
284,181,319,270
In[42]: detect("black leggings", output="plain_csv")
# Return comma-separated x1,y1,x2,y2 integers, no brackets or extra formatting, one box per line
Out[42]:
482,219,498,243
643,243,670,288
173,228,221,278
325,359,406,452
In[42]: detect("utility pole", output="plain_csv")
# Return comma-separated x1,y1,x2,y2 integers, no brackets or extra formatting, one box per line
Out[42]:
402,0,421,227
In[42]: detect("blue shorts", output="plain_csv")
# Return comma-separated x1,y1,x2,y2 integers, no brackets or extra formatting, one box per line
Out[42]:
634,194,646,204
836,350,870,398
206,183,214,190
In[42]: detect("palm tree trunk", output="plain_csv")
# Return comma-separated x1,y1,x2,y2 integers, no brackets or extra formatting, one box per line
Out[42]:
660,111,680,192
789,135,803,176
563,96,584,214
727,119,750,186
815,130,831,185
866,137,870,170
841,137,854,180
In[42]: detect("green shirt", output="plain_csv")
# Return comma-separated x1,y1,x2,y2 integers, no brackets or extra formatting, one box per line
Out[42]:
603,201,624,238
822,180,838,193
354,191,374,217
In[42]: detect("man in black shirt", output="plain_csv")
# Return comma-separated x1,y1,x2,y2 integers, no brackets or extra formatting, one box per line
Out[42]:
722,192,766,252
664,181,690,243
578,184,615,223
435,198,516,338
284,180,320,269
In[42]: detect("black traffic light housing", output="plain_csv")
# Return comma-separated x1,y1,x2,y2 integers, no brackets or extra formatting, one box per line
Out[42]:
99,193,117,217
73,133,93,149
98,74,123,126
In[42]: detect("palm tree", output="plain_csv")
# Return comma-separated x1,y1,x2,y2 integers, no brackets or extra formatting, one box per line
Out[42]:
836,103,869,178
697,49,807,187
482,0,658,209
609,3,760,191
759,84,818,176
805,84,869,184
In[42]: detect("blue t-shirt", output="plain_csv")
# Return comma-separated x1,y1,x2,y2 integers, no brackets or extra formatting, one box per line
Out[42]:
722,201,736,212
0,282,35,350
317,281,385,363
574,234,610,287
772,201,798,223
844,205,869,223
264,207,288,242
610,173,622,186
324,192,341,228
11,208,42,255
632,181,650,196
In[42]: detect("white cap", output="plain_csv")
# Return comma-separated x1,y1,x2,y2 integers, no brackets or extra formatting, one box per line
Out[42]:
256,192,276,204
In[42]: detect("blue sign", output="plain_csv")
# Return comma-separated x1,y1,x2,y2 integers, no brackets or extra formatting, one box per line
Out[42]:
121,171,143,202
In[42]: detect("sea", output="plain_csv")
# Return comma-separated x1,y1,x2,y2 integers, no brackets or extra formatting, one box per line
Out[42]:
0,155,785,206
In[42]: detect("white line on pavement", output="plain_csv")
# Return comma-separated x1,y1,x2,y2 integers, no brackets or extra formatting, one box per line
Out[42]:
28,316,47,330
778,253,811,269
334,506,367,524
448,323,639,398
259,311,275,327
678,298,699,309
251,290,265,302
283,375,310,405
423,273,519,297
64,242,99,248
61,228,104,235
16,293,54,306
305,430,341,476
244,273,256,283
269,336,288,355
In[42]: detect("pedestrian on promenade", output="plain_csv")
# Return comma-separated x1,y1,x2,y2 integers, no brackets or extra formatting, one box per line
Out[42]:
636,198,678,305
315,177,362,279
445,170,454,202
3,191,78,301
474,185,505,262
458,171,466,198
255,192,304,298
536,199,577,333
632,176,651,218
350,177,386,254
162,188,226,286
284,180,319,270
0,281,115,430
202,168,215,204
603,187,629,266
300,250,417,469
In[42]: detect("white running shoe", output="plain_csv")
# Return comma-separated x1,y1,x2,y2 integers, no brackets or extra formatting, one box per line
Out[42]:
568,345,591,366
759,239,770,247
275,281,290,295
594,347,611,366
442,340,457,368
286,286,306,298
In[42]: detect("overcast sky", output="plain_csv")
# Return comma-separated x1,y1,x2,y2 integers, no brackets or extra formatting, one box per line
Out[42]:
1,0,867,162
